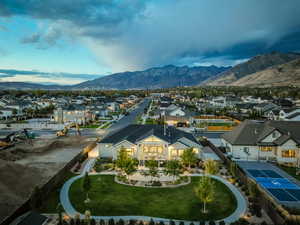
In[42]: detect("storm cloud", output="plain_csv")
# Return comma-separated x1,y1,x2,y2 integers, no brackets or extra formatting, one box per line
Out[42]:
1,0,300,71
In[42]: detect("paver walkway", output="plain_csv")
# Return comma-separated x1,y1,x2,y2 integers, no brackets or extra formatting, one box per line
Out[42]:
60,158,247,224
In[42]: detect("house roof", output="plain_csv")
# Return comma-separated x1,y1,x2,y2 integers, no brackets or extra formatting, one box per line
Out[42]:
222,120,300,146
100,124,200,146
286,112,300,119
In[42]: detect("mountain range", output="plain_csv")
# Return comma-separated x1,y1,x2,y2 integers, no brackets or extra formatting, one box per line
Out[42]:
204,51,300,86
1,51,300,90
74,65,230,89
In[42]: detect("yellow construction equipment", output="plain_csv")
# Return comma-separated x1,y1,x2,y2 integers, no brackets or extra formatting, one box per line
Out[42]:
56,122,81,137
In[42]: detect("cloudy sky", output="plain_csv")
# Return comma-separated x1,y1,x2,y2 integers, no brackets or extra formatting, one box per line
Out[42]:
0,0,300,84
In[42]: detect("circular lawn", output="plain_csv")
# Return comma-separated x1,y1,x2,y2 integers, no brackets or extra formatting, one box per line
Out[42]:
69,175,237,221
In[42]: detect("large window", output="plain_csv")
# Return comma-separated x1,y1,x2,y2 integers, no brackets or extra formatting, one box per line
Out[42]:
282,150,296,158
260,146,274,152
143,146,163,154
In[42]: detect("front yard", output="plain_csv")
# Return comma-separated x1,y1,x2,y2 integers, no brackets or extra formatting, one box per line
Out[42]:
69,175,237,221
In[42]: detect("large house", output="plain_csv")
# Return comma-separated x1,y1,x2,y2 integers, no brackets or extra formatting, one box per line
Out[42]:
221,120,300,166
95,124,203,165
53,105,94,124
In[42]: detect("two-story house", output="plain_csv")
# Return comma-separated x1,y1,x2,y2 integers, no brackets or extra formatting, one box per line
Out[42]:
221,120,300,166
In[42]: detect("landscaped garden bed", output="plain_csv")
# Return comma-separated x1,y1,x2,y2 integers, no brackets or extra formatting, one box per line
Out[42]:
69,175,237,221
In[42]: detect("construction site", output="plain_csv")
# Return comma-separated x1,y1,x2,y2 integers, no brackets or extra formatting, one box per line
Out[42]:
0,125,98,224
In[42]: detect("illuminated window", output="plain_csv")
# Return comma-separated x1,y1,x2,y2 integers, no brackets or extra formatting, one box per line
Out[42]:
282,150,296,158
171,150,177,156
260,146,273,152
126,148,133,156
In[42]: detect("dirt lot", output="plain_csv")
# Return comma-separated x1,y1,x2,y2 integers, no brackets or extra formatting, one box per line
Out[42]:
0,136,95,223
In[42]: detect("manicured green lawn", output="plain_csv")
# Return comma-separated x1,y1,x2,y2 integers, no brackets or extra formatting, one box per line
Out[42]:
69,175,237,221
39,172,76,213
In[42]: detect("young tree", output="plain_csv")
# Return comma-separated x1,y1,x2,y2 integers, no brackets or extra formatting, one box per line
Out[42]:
116,146,129,171
108,218,115,225
116,146,137,179
229,161,237,177
84,210,91,225
123,159,137,179
82,172,91,203
180,147,198,171
145,159,159,182
204,159,219,175
164,160,182,181
194,176,215,213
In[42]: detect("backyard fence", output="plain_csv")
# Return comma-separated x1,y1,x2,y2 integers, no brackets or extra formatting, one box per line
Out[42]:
201,139,290,225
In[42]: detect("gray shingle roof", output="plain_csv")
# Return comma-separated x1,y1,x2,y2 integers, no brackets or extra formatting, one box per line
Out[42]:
100,124,200,145
222,120,300,146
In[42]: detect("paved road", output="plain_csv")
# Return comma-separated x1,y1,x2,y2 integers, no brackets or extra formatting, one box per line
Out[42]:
105,98,150,136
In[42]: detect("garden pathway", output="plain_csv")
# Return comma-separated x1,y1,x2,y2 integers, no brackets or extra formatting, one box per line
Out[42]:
60,159,247,225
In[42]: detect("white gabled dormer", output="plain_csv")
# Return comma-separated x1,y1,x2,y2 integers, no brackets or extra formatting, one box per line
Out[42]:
260,130,282,143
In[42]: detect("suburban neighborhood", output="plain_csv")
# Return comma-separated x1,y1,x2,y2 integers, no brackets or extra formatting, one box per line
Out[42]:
0,87,300,225
1,1,300,225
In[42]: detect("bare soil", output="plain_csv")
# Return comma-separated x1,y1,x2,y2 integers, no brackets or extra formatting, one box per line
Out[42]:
0,136,94,223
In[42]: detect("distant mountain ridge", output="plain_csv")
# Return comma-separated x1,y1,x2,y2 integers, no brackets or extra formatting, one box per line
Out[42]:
0,82,66,90
74,65,230,90
1,52,300,90
204,52,300,86
229,58,300,87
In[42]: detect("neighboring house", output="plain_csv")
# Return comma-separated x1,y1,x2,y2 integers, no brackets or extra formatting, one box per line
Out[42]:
53,105,94,124
159,102,172,110
0,99,8,107
253,102,280,117
107,102,120,112
95,124,203,165
6,101,31,115
279,108,300,121
211,96,241,108
166,107,186,116
221,120,300,166
0,107,14,119
274,98,294,108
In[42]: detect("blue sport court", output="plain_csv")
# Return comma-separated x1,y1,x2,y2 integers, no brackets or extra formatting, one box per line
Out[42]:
247,169,300,202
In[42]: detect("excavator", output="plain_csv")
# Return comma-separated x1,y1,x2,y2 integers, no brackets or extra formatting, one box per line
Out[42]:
56,122,81,137
0,129,36,150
